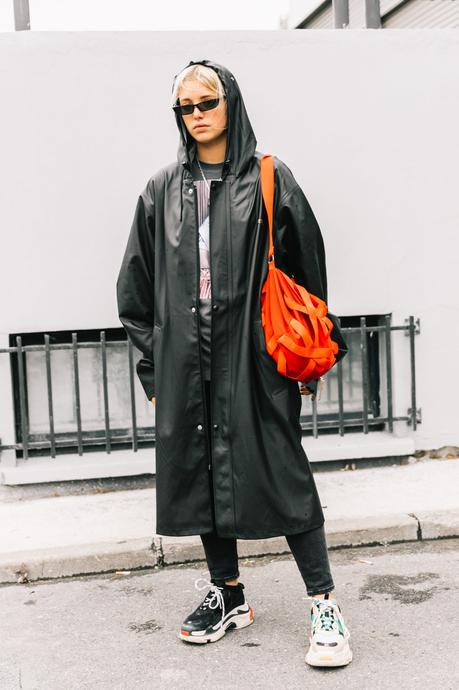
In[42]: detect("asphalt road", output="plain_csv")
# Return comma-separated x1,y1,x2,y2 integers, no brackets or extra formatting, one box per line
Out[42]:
1,538,458,690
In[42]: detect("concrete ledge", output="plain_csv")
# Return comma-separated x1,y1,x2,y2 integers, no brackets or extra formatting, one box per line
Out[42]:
157,535,293,567
156,535,203,566
156,514,421,569
303,431,415,462
0,537,156,584
1,431,416,485
1,513,458,585
325,513,420,547
0,448,156,485
237,536,290,559
416,509,459,540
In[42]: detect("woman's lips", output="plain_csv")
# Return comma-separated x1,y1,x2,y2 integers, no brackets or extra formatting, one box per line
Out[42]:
194,125,209,130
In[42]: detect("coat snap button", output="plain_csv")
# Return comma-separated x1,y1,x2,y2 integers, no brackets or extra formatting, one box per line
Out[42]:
197,424,203,431
188,188,193,194
191,306,196,313
213,424,219,430
212,304,218,311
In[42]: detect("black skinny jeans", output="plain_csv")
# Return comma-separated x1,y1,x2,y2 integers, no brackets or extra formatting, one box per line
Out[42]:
201,380,335,597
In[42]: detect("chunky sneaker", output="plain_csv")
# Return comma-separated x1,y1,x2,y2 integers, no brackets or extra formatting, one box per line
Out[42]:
178,577,254,644
305,594,352,667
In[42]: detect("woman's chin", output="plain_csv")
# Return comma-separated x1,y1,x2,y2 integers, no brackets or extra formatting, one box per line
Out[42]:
191,128,225,144
193,130,212,141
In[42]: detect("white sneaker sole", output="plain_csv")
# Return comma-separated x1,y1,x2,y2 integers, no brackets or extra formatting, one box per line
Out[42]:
305,637,353,667
178,603,254,644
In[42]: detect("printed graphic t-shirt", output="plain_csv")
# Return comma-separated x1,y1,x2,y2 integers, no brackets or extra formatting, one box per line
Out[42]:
191,158,224,380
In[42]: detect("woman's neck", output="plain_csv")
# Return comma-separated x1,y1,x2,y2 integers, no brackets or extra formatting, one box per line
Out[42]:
197,134,227,164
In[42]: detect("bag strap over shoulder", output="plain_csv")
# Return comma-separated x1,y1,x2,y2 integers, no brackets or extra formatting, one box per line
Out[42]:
260,155,275,263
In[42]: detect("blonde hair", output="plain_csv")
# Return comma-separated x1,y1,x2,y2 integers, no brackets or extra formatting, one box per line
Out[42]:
171,63,226,108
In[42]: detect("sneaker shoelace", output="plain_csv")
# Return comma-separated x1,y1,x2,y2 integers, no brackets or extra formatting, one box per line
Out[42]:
312,600,340,633
194,577,226,620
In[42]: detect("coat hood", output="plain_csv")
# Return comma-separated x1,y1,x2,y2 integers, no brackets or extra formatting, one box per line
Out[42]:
172,58,257,178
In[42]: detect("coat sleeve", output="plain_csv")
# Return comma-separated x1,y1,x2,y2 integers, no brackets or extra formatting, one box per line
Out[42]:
116,180,156,400
277,182,328,305
276,172,348,377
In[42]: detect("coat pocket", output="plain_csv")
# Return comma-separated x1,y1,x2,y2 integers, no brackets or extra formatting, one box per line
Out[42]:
251,319,291,399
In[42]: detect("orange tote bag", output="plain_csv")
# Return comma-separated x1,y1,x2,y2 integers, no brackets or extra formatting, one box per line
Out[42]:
259,154,339,383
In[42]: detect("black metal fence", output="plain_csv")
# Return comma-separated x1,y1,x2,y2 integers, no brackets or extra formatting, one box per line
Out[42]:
304,314,420,438
0,315,419,460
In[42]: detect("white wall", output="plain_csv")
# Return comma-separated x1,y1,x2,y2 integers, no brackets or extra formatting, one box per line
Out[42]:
1,30,458,449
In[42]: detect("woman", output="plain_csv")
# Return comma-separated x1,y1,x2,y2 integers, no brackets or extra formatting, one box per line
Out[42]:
116,58,351,668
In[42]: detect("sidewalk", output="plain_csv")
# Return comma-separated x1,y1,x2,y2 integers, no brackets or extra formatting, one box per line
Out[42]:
1,457,458,584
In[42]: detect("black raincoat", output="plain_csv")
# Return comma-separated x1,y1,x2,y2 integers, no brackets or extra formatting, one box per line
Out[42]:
116,59,347,539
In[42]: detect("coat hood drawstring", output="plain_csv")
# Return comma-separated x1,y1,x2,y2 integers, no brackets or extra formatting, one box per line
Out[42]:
172,58,258,216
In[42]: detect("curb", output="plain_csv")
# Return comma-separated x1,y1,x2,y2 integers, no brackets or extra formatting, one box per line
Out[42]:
0,538,156,585
155,513,421,567
1,511,458,585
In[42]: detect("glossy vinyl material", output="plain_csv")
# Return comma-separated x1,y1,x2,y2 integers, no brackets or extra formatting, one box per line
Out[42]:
116,58,347,538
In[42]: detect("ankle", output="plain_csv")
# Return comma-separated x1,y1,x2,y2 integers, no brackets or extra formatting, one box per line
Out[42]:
312,590,334,600
211,577,240,588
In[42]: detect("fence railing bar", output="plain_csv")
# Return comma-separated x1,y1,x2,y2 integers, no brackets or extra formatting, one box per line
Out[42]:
311,394,318,439
409,315,417,430
7,324,411,355
348,333,354,399
72,333,84,456
0,341,153,354
299,411,410,427
0,324,406,356
127,340,138,452
360,316,369,434
384,315,394,432
44,334,56,458
16,335,29,460
0,432,156,451
100,331,111,454
337,358,345,436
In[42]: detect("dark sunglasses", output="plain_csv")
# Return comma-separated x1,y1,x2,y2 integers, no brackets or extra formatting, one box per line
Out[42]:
172,96,226,116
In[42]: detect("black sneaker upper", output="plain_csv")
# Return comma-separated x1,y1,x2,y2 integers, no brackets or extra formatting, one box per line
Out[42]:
181,580,246,634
